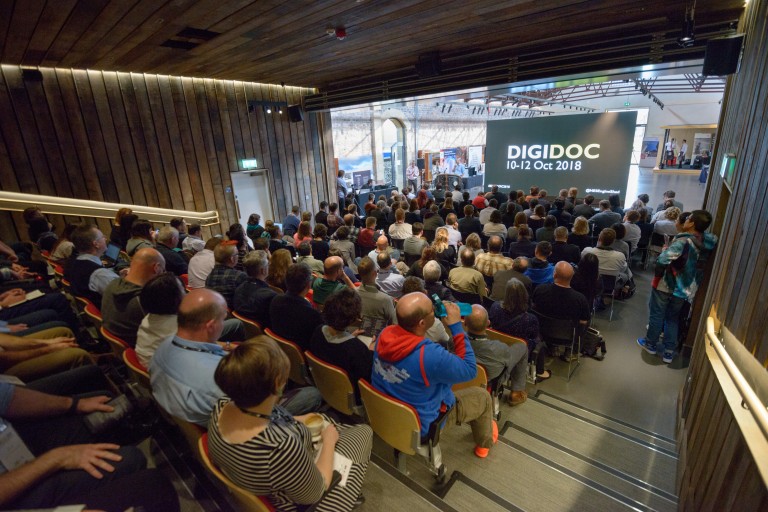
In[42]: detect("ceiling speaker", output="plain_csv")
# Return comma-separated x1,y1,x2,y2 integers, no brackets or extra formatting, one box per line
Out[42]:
288,105,304,123
415,53,442,78
703,34,744,76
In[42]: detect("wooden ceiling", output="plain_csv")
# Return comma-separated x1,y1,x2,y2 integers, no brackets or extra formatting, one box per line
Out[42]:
0,0,744,91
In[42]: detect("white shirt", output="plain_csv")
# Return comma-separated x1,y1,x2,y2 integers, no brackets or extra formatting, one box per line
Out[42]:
136,314,177,368
479,207,497,225
679,143,688,155
451,190,464,203
388,222,412,240
375,268,405,298
446,225,462,248
187,249,215,288
182,235,205,253
406,165,419,180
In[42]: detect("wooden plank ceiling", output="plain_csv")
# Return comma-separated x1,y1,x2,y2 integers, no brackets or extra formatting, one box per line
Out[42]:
0,0,744,90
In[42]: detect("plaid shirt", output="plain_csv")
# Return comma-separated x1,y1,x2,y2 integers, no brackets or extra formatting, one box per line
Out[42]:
205,264,247,308
475,251,513,277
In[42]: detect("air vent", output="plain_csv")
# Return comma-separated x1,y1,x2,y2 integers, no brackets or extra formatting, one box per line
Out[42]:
161,40,199,50
176,27,220,41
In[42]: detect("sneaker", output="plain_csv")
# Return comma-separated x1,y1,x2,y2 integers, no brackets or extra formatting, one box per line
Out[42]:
662,352,674,364
637,338,656,355
475,420,499,458
474,446,490,458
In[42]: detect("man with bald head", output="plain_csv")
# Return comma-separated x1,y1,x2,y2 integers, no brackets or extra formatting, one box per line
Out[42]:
475,235,513,277
310,255,355,306
101,247,165,346
150,289,321,426
367,234,400,269
532,262,591,358
372,292,497,458
463,305,529,406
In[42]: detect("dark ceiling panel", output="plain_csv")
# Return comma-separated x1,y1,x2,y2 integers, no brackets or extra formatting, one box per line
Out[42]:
0,0,744,93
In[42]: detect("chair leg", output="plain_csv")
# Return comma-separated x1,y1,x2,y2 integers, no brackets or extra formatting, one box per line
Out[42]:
609,294,615,322
395,449,408,474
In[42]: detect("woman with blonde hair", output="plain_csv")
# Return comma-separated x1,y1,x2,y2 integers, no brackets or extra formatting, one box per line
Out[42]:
208,337,372,511
431,227,456,267
653,207,681,237
465,232,484,256
266,249,293,292
568,216,591,251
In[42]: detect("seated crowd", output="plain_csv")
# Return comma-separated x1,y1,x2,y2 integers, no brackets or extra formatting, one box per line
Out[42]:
0,185,689,510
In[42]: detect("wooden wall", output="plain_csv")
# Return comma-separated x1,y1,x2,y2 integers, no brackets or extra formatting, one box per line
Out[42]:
0,65,336,241
678,0,768,508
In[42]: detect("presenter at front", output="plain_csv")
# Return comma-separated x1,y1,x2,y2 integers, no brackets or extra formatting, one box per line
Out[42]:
407,160,420,191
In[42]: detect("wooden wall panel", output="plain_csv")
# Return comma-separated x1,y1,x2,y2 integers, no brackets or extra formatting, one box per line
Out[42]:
679,0,768,508
0,65,332,241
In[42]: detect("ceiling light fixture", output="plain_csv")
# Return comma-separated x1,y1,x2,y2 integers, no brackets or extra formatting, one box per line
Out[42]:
678,2,696,47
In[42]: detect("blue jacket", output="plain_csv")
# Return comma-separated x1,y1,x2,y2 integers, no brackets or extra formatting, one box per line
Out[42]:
372,322,476,437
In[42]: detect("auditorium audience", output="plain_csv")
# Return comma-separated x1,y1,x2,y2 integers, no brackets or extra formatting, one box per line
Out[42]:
423,260,455,302
109,207,133,247
432,227,456,267
310,288,373,404
151,289,320,426
135,272,185,367
282,205,301,237
126,220,155,257
448,248,487,297
582,228,633,288
490,257,531,300
233,250,279,329
269,263,323,350
226,223,251,271
205,241,247,308
266,248,293,292
311,223,330,262
535,215,557,243
182,223,205,253
170,218,188,248
464,304,529,406
375,252,405,299
101,247,165,346
187,237,221,289
207,338,371,511
311,256,356,306
506,211,528,241
296,241,324,274
330,226,358,273
65,223,121,307
568,216,592,251
573,195,596,219
524,241,555,287
610,223,631,262
549,226,581,265
356,257,396,338
589,200,622,234
483,210,507,239
458,204,483,240
507,226,537,259
155,226,188,276
476,236,513,277
623,210,642,253
653,207,682,237
246,213,264,243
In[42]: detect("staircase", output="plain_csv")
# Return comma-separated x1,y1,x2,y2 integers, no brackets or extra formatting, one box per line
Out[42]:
364,390,678,512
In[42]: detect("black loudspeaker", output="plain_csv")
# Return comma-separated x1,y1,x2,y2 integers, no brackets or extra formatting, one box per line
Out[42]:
21,69,43,81
417,158,425,170
287,104,304,123
415,52,442,78
703,34,744,76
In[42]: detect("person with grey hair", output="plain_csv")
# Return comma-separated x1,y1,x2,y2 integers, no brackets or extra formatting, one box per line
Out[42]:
423,260,454,302
464,304,529,406
448,248,487,297
155,226,188,276
233,250,278,329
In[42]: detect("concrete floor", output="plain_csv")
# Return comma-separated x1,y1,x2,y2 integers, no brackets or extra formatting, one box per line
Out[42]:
534,167,706,439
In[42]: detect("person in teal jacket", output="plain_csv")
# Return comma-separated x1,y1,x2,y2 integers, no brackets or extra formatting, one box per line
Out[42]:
371,293,497,458
638,210,718,363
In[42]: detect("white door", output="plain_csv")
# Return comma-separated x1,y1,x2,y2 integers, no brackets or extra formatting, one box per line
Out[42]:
230,171,275,230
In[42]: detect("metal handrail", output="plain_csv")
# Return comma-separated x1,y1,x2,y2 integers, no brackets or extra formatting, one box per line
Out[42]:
706,317,768,440
0,191,219,226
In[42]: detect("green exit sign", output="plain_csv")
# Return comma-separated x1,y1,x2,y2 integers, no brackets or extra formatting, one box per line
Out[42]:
624,101,631,106
240,159,259,169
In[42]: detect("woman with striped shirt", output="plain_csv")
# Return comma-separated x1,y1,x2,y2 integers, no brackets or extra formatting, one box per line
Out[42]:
208,337,372,511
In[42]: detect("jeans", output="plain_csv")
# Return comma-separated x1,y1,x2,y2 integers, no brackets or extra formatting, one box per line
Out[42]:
645,288,686,355
280,386,323,415
0,292,79,331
